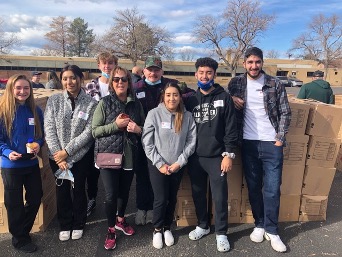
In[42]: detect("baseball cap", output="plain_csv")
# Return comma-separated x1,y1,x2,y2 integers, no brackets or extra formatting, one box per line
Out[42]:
145,56,162,69
32,71,42,76
313,70,324,77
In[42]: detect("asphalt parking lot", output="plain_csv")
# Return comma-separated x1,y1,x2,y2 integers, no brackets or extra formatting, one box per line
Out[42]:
0,168,341,257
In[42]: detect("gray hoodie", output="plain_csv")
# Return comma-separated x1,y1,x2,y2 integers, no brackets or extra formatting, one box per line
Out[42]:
142,103,196,169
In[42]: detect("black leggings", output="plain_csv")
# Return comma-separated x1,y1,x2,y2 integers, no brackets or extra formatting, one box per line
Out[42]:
100,168,134,227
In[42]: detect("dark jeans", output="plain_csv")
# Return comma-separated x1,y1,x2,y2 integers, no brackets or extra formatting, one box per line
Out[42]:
100,168,134,227
86,144,100,200
49,149,92,231
188,154,228,235
135,143,154,211
1,165,42,248
147,160,184,229
242,140,283,235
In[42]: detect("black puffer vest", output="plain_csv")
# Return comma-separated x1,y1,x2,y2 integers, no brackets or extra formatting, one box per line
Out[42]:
94,92,143,155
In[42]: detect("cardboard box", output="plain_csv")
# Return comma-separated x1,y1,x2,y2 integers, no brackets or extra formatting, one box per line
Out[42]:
302,166,336,196
31,190,57,232
306,136,341,167
334,94,342,106
281,165,305,195
0,201,9,233
175,196,197,226
303,100,342,138
299,195,328,222
335,144,342,171
283,135,309,166
240,189,254,224
288,99,311,135
279,195,300,222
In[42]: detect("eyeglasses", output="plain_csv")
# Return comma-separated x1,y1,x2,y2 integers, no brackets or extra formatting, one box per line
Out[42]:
113,77,128,83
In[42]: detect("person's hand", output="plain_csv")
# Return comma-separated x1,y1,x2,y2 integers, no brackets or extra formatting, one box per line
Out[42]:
159,164,171,175
127,120,142,134
53,150,68,164
8,151,22,161
221,156,233,174
28,144,40,155
168,163,180,173
58,160,68,171
274,140,283,146
115,113,130,129
232,96,244,110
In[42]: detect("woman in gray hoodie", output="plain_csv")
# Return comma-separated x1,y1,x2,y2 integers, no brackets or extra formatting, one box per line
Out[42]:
142,82,196,249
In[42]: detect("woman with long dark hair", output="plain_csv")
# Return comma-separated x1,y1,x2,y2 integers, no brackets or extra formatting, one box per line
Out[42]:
142,82,196,249
44,65,97,241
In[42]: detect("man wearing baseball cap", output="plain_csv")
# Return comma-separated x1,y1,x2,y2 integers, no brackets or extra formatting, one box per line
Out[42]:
297,70,334,104
31,71,45,89
132,56,179,226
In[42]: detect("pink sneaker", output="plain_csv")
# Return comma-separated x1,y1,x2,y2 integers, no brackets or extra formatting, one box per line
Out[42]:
104,228,116,250
115,218,135,236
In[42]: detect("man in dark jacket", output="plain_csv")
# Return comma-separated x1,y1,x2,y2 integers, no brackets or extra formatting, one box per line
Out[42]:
31,71,45,88
131,66,143,84
186,57,237,253
133,56,179,226
297,70,334,104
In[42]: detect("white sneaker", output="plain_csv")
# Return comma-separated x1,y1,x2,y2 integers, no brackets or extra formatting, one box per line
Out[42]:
189,226,210,241
164,230,174,246
135,209,146,225
265,232,287,252
146,210,153,224
71,229,83,240
153,231,163,249
59,231,71,241
250,227,265,243
216,235,230,252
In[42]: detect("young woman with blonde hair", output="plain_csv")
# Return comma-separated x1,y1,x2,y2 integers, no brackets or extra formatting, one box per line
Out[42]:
0,74,44,253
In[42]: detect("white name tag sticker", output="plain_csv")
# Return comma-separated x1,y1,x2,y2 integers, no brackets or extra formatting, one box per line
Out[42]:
161,122,171,129
78,111,89,120
136,92,146,99
213,100,224,108
28,118,35,125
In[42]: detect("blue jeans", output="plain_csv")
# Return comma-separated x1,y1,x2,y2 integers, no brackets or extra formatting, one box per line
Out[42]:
242,140,283,235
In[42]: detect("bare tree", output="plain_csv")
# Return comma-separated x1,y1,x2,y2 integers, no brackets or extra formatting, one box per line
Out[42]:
289,14,342,77
95,7,172,65
192,0,275,77
45,16,71,57
179,48,196,61
0,18,21,55
265,49,280,59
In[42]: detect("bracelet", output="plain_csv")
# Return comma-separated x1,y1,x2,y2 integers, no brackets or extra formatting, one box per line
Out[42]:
221,152,235,159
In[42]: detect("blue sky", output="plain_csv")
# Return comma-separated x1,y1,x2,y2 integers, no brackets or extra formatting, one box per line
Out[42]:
1,0,342,59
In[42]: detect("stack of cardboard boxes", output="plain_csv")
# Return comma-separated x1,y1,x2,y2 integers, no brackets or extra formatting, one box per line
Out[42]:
333,94,342,171
0,89,60,233
176,97,342,226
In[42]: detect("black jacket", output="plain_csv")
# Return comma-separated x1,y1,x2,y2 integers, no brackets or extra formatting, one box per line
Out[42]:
186,84,237,157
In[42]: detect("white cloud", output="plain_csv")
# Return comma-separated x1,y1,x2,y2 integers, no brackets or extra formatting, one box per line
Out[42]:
173,33,195,44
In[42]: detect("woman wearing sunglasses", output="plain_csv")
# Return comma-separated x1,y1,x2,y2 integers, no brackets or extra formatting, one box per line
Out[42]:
92,66,145,251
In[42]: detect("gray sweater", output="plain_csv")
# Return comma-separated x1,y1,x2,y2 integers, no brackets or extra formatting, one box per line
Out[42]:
142,103,196,169
44,89,97,164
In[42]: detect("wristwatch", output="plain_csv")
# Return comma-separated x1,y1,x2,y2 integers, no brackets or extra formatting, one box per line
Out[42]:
221,152,235,159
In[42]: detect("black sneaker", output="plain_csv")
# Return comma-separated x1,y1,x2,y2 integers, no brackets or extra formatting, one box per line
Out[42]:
87,199,96,217
16,242,37,253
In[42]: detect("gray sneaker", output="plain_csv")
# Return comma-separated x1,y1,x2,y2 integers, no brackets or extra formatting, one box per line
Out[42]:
135,209,146,225
146,210,153,224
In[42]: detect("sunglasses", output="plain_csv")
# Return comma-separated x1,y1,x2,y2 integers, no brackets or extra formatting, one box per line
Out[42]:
86,83,100,90
113,77,128,83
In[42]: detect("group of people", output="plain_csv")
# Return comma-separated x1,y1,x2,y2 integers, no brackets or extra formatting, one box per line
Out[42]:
1,46,296,254
30,70,63,89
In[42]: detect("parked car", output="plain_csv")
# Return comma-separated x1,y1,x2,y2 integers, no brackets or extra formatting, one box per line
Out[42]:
288,77,303,87
0,78,8,89
276,76,292,87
